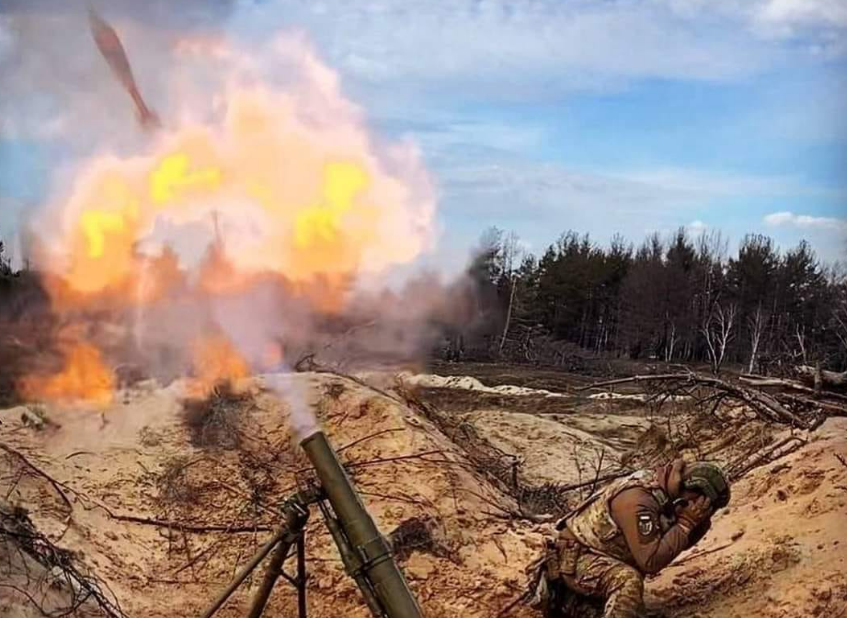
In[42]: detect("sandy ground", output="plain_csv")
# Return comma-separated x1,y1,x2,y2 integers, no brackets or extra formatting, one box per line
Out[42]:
648,416,847,618
1,368,845,617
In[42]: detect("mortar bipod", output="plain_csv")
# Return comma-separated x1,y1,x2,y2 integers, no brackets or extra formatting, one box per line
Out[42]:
199,489,319,618
199,430,423,618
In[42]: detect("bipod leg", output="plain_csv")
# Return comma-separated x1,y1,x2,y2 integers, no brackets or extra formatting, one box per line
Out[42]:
297,533,307,618
245,497,311,617
248,529,309,618
199,496,310,618
199,528,288,618
246,534,297,618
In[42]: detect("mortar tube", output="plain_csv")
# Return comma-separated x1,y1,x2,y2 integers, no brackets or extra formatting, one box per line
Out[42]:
300,431,423,618
319,501,386,618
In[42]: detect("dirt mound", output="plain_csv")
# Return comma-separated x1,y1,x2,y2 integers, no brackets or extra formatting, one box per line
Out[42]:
399,372,567,398
1,370,844,618
464,409,646,488
648,417,847,617
0,372,543,618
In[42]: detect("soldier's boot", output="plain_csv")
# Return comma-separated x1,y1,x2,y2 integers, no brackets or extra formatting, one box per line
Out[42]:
528,564,568,617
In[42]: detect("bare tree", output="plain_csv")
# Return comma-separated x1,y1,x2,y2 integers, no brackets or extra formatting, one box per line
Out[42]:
702,303,737,375
665,319,677,362
794,324,808,364
830,261,847,353
498,231,522,279
696,229,729,265
498,232,523,353
0,241,11,277
835,300,847,352
747,303,768,374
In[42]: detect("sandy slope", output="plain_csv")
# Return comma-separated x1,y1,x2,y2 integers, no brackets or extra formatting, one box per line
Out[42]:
1,371,844,618
0,373,541,618
649,417,847,618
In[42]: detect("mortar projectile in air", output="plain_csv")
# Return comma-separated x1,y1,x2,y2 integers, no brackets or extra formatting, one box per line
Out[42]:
88,8,160,130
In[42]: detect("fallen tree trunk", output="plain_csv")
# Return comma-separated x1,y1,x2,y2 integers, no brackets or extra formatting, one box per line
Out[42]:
795,366,847,389
581,371,844,429
740,375,847,403
726,435,807,480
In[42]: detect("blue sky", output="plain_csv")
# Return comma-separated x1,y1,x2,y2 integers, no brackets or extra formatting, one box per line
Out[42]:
1,0,846,268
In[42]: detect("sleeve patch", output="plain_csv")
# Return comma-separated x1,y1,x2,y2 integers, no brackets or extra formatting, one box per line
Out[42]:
637,513,656,537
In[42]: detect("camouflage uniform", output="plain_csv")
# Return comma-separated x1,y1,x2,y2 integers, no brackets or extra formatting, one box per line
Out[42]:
550,469,677,618
534,463,726,618
553,534,645,618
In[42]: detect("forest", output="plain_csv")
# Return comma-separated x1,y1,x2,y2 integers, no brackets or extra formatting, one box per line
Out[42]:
2,229,846,377
466,227,847,373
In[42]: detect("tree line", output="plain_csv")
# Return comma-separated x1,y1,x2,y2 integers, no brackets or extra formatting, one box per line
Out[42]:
2,233,846,375
465,227,847,373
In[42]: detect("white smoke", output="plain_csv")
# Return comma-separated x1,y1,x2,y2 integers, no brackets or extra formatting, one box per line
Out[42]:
261,372,319,443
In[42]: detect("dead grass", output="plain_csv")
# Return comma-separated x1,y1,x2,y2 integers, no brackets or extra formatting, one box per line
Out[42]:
155,455,206,506
389,515,458,564
180,382,253,450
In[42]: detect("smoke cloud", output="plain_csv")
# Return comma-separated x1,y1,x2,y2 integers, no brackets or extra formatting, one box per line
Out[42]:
0,2,480,408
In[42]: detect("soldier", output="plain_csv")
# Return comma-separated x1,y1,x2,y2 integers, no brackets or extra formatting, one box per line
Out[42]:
533,459,731,618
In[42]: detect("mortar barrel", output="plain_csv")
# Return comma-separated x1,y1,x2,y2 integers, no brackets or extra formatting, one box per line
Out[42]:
300,431,423,618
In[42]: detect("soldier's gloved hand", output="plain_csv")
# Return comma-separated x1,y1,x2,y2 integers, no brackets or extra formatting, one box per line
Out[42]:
677,495,712,531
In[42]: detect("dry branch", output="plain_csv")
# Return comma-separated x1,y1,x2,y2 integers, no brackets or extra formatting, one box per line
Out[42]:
337,427,406,453
576,373,689,391
740,375,847,403
1,500,125,617
581,372,844,429
0,443,73,514
667,540,739,568
727,436,807,480
106,513,272,534
346,450,445,469
89,498,271,534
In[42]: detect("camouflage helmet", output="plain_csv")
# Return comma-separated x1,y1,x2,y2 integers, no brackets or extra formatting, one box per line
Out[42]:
682,462,731,509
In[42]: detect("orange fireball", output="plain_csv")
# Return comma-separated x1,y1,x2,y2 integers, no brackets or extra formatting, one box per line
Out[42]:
18,342,116,407
186,335,250,398
21,41,435,410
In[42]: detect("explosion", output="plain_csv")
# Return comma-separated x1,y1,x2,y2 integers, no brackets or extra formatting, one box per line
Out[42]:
18,342,116,407
18,34,436,406
48,88,428,298
187,335,250,399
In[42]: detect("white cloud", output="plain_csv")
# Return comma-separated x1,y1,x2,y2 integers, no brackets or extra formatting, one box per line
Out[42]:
227,0,847,104
760,211,847,263
764,211,847,231
657,0,847,40
432,160,710,254
233,0,773,99
432,159,847,259
757,0,847,29
3,0,844,145
748,0,847,56
0,16,12,58
617,167,821,198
